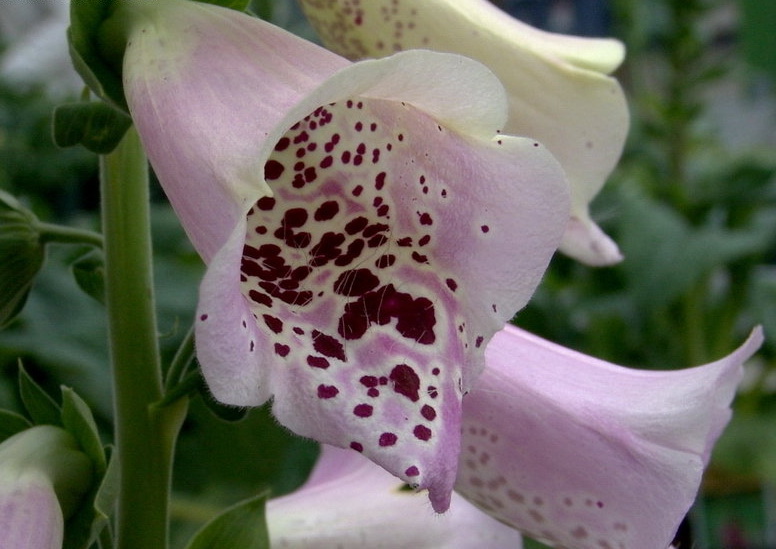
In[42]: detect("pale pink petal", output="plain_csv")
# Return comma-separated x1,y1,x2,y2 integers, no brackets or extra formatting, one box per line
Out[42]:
268,445,525,548
456,324,763,548
122,0,348,261
0,474,63,549
299,0,629,265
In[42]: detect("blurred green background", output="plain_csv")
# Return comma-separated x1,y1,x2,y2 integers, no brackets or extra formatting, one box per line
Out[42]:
1,0,774,547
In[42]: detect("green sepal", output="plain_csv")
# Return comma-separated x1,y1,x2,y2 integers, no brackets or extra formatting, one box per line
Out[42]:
18,363,62,426
61,387,107,476
63,448,118,549
68,1,127,110
71,249,106,305
0,191,45,328
53,101,132,155
0,409,33,444
184,491,271,549
200,0,252,11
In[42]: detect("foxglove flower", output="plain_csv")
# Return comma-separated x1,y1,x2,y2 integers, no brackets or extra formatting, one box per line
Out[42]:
267,444,525,548
298,0,629,265
120,0,569,511
456,324,763,548
0,425,93,549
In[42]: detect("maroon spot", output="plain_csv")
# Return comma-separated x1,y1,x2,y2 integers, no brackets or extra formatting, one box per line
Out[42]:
379,432,398,447
481,225,490,233
363,223,389,238
338,285,436,344
317,384,339,399
421,405,437,421
397,237,412,247
375,172,386,190
303,166,317,182
418,212,433,225
376,205,390,217
432,367,440,375
274,343,290,357
256,196,276,211
333,268,380,297
428,386,438,399
368,234,388,248
293,130,309,144
352,185,364,197
446,278,458,292
355,121,363,132
307,355,330,369
309,232,346,266
390,364,421,402
475,336,484,348
274,137,290,151
263,314,283,334
312,330,346,361
320,156,333,169
360,376,378,387
375,254,396,269
345,216,369,235
264,160,285,180
314,200,340,221
405,466,420,477
283,208,308,228
199,314,208,321
367,388,380,397
341,151,351,163
411,252,429,264
353,404,373,418
418,235,431,246
350,442,363,452
248,290,272,307
293,326,305,335
413,425,432,441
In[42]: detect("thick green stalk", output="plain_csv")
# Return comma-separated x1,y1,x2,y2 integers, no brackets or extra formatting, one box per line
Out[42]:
101,126,185,549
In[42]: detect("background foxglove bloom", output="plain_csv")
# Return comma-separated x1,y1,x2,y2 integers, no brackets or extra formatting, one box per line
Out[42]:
456,324,763,548
267,444,525,548
298,0,629,265
120,0,569,512
0,425,93,549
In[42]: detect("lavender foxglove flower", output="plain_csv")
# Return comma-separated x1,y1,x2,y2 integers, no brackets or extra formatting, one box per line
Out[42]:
268,444,525,548
0,425,93,549
456,324,763,548
299,0,629,265
119,0,569,512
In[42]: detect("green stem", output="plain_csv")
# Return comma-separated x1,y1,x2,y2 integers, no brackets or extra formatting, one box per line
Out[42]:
37,222,104,248
101,126,186,549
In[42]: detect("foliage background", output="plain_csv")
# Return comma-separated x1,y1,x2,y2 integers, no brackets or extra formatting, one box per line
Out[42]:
0,0,774,547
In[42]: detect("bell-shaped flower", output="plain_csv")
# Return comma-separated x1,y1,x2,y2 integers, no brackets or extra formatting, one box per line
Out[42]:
456,324,763,548
267,444,525,548
0,425,93,549
119,0,569,512
298,0,629,265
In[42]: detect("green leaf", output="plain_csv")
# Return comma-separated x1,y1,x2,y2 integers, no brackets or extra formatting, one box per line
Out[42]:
0,410,33,443
71,249,106,305
68,2,127,109
53,102,132,155
185,492,270,549
18,363,62,426
63,448,119,549
0,191,45,328
200,0,252,11
61,387,107,476
618,189,776,308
